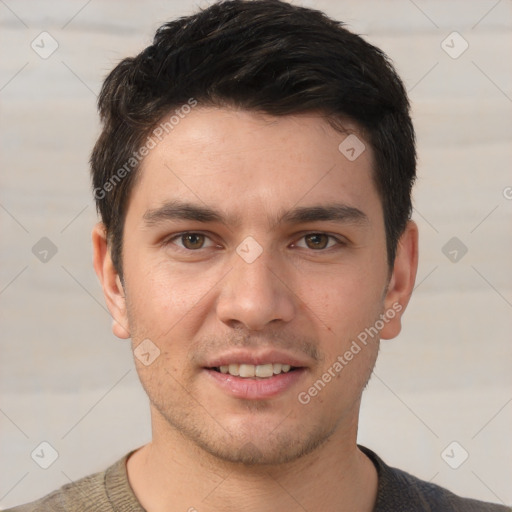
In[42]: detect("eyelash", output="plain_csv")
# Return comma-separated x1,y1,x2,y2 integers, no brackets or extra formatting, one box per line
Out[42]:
162,231,346,252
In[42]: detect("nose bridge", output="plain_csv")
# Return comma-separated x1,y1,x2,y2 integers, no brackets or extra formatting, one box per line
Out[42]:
215,238,296,330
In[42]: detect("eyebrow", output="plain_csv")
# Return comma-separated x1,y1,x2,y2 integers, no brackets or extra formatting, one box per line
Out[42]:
142,199,369,229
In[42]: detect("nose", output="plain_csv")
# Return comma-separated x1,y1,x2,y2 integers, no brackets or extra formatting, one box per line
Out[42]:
215,247,297,331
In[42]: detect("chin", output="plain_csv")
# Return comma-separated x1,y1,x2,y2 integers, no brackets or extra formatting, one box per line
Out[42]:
191,422,333,467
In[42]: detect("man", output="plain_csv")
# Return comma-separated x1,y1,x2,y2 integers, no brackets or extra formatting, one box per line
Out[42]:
7,0,510,510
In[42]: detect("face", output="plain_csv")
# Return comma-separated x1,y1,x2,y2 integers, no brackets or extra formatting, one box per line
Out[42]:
94,107,417,466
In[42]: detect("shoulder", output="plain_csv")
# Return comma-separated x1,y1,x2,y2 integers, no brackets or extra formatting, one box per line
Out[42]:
2,453,132,512
359,445,511,512
3,471,106,512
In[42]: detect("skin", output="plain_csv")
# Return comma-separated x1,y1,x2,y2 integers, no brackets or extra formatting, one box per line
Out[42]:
92,107,418,512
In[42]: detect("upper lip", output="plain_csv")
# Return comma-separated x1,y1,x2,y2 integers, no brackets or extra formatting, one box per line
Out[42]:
204,349,310,368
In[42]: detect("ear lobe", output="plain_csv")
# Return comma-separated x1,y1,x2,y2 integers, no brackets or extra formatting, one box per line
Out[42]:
92,222,131,339
380,220,419,340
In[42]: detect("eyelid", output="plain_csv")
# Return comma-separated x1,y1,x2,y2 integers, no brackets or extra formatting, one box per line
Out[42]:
291,232,347,250
162,231,347,252
163,231,217,250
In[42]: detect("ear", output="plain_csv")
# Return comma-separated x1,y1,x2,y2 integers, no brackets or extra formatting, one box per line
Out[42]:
92,222,130,339
380,220,419,340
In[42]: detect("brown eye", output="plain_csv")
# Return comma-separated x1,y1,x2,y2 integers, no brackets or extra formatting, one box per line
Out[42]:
304,233,330,250
181,233,206,250
164,232,216,252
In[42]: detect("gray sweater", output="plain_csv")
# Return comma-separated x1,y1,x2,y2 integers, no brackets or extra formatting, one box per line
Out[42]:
4,446,510,511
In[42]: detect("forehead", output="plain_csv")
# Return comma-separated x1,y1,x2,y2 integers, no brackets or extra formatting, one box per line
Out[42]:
126,107,381,226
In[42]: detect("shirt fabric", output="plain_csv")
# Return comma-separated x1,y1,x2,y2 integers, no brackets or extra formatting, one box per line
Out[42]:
4,445,510,511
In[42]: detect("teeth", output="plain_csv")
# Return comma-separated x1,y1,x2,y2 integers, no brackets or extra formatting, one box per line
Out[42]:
216,363,294,378
255,364,273,378
240,364,256,377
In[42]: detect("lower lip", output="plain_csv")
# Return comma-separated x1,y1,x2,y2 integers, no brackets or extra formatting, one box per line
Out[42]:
203,368,307,400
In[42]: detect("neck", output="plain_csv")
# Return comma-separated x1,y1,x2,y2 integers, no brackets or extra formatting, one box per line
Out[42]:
126,408,378,512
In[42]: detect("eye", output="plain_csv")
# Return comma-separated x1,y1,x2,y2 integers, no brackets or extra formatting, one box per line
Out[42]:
163,232,344,252
294,233,343,250
166,232,216,251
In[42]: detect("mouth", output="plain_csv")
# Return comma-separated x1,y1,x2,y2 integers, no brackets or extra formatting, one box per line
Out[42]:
209,362,300,379
203,363,306,400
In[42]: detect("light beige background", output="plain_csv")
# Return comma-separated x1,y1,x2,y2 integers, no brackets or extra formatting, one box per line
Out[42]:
1,0,511,509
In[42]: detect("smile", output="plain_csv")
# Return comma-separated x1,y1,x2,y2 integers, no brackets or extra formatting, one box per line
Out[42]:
212,363,296,378
204,366,306,400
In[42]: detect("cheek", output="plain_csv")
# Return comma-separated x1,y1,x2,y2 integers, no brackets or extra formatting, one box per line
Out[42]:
306,269,384,330
301,270,385,393
124,255,224,341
